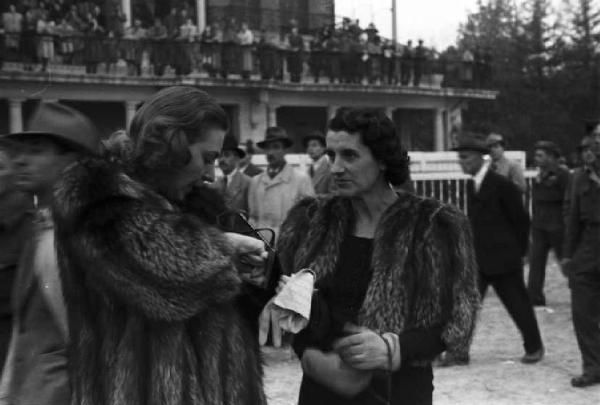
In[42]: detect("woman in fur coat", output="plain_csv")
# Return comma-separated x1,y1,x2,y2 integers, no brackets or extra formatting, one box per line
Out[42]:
52,86,269,405
276,108,480,404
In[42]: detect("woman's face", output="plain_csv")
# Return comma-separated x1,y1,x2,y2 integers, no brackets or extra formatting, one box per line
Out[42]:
326,130,385,197
0,149,15,195
173,127,226,197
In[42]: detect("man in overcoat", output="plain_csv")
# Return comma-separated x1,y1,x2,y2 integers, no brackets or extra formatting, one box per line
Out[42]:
303,131,333,196
440,133,544,366
562,129,600,388
0,102,100,405
216,135,251,216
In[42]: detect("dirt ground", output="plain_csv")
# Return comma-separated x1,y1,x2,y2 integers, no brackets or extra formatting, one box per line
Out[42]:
262,258,600,405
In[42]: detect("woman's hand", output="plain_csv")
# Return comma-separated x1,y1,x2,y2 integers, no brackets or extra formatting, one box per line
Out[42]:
224,232,268,267
333,323,389,371
301,348,372,398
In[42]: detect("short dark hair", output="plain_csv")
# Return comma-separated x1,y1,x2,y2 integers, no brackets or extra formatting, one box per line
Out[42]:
328,108,410,186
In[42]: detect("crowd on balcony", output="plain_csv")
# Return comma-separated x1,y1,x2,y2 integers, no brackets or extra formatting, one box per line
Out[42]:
0,1,493,88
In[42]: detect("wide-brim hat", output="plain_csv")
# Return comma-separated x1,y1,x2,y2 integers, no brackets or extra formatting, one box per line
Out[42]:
533,140,561,157
452,132,489,154
221,135,246,158
2,102,100,155
256,129,294,149
302,131,326,148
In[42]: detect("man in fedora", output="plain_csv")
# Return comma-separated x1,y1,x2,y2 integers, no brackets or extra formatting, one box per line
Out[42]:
486,133,527,193
527,141,570,307
248,127,314,240
216,135,252,216
0,102,100,405
303,130,333,195
440,132,544,367
562,126,600,388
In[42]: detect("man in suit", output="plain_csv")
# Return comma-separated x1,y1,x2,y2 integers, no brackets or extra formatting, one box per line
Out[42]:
440,133,544,367
216,136,251,216
0,102,100,404
486,133,527,194
303,131,333,195
562,130,600,388
528,141,570,307
238,140,263,178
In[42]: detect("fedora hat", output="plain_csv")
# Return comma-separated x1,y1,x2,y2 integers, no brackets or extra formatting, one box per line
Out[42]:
221,135,246,158
302,130,326,148
486,133,505,147
256,127,293,149
452,132,489,154
533,140,561,158
3,102,100,155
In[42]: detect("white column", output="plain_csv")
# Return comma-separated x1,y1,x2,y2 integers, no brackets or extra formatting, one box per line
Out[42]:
328,105,339,119
196,0,206,33
434,109,445,151
125,101,138,131
122,0,131,27
267,104,278,127
385,107,394,119
9,99,24,133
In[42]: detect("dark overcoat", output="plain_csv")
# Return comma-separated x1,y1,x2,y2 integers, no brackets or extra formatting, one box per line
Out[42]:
467,170,530,275
52,158,266,405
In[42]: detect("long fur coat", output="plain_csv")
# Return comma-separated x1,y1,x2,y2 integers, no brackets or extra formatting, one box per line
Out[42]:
277,193,481,360
52,158,266,405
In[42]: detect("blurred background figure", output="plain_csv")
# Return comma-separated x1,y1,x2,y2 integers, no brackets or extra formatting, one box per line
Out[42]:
302,131,332,195
238,140,263,177
216,135,251,215
0,140,32,372
486,133,527,194
527,141,570,307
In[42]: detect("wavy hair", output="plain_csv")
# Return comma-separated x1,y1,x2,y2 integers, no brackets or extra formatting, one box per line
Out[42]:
328,108,410,186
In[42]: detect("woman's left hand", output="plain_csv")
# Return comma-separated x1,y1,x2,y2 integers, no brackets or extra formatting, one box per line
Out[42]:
224,232,268,267
332,323,388,371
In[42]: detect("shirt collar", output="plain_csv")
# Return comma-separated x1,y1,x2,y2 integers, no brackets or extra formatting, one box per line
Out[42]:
473,160,490,191
226,168,238,184
312,154,329,171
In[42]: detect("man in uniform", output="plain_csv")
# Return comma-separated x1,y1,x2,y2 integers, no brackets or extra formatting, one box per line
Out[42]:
562,127,600,388
527,141,570,306
486,133,527,193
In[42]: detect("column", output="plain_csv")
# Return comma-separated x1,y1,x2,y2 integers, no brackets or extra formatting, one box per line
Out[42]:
434,108,445,151
196,0,206,33
328,105,339,119
125,101,138,131
121,0,131,27
385,107,395,120
9,99,24,133
267,104,279,127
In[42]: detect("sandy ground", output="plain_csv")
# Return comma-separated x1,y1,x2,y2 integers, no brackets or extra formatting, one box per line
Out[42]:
262,258,600,405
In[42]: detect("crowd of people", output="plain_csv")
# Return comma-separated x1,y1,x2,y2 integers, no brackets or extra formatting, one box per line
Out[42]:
0,86,599,405
0,1,492,86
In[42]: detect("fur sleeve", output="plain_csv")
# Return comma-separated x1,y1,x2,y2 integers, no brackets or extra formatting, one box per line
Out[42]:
276,197,318,275
57,197,241,322
429,205,481,354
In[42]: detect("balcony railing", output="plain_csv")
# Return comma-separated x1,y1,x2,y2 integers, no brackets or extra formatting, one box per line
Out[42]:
0,32,488,89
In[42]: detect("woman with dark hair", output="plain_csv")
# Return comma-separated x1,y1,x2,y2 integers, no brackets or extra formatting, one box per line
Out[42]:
276,108,480,404
51,86,269,405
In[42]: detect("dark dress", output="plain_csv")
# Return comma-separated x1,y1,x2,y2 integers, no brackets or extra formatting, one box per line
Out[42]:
293,235,444,405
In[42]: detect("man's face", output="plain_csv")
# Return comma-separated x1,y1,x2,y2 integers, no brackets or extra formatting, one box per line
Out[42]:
534,149,553,169
12,138,76,193
218,150,240,175
306,139,325,162
488,143,504,160
264,141,286,166
458,150,484,176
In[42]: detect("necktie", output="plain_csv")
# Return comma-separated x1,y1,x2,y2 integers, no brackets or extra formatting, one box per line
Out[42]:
309,165,315,178
223,175,228,190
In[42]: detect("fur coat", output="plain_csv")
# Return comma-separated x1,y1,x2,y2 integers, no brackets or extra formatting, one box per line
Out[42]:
277,193,480,359
52,158,266,405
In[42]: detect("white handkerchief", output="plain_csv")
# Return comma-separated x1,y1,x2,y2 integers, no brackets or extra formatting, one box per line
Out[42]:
272,270,315,333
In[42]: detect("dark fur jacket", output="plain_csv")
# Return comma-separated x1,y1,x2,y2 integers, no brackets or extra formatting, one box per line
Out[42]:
277,193,480,359
52,158,266,405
